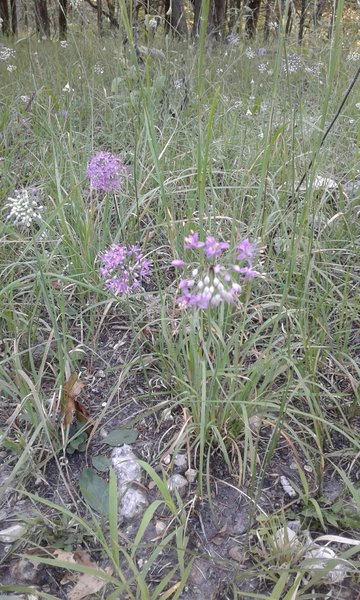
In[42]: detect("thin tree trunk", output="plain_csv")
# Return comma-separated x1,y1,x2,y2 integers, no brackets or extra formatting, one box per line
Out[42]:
192,0,202,37
97,0,103,35
245,0,261,37
59,0,67,38
34,0,51,38
0,0,11,35
164,0,188,37
298,0,307,43
10,0,17,34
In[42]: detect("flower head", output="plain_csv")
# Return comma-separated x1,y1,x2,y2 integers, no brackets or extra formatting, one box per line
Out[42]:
184,232,204,249
236,239,257,262
99,244,151,295
87,151,128,193
173,233,261,310
5,188,44,227
204,235,229,258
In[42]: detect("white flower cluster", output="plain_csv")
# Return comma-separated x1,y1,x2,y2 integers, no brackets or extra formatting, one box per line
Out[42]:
283,53,301,74
5,189,44,227
227,33,240,46
258,62,269,73
60,40,68,48
148,18,157,30
7,64,16,72
346,51,360,62
0,47,15,61
245,47,255,59
94,63,104,74
70,0,82,7
268,21,278,31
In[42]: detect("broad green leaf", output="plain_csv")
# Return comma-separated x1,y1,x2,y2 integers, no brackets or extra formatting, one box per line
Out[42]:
79,468,109,515
102,428,138,446
92,455,111,472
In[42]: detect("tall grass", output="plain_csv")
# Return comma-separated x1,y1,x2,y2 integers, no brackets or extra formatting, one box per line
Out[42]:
0,1,359,595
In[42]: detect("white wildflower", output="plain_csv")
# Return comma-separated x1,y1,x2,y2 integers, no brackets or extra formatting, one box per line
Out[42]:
283,53,301,74
5,189,44,227
268,21,278,30
148,18,157,30
245,47,255,59
0,47,15,61
174,79,182,89
355,102,360,110
20,95,30,103
227,32,239,46
258,62,268,73
7,64,16,72
60,40,68,48
94,63,104,74
346,51,360,61
62,82,74,92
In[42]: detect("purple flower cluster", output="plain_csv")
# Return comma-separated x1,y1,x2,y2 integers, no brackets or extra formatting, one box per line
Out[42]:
99,244,151,295
87,151,128,192
173,234,260,309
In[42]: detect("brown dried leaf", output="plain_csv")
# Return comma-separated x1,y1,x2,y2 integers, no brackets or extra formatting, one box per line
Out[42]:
68,565,112,600
62,373,85,427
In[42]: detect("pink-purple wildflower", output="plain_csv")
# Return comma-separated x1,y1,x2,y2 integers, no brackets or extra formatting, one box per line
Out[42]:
87,151,128,192
99,244,151,295
172,233,261,309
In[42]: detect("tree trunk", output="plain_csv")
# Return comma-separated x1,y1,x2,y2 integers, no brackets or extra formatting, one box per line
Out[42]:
97,0,103,35
59,0,67,38
192,0,201,37
208,0,226,39
298,0,306,43
164,0,188,37
34,0,51,38
10,0,16,34
0,0,11,35
245,0,261,38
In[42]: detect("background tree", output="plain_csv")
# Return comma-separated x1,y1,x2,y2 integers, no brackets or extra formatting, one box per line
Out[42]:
59,0,67,38
0,0,11,35
34,0,51,38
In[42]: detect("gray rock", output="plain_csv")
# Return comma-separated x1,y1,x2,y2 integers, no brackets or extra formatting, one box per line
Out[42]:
168,474,188,497
111,445,142,486
0,524,27,543
11,558,39,583
173,454,187,472
119,488,148,520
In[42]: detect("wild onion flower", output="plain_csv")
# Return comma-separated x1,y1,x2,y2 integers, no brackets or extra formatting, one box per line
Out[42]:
172,234,261,309
5,188,44,227
99,244,151,295
282,54,301,74
245,47,255,59
87,151,128,192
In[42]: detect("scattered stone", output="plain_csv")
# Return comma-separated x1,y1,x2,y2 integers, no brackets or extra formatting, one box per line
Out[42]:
0,524,27,543
185,468,197,484
228,545,244,562
173,454,187,472
97,370,106,378
111,445,142,485
119,488,149,520
10,558,39,583
168,474,188,497
274,526,301,550
248,415,262,431
155,520,167,536
279,475,297,498
304,544,347,583
233,514,251,535
162,454,171,465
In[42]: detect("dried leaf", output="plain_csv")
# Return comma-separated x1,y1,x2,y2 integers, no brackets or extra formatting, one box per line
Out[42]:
228,546,244,563
61,373,87,428
68,565,112,600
